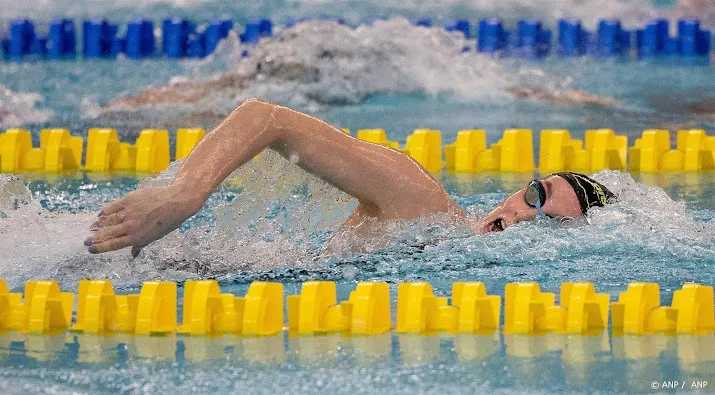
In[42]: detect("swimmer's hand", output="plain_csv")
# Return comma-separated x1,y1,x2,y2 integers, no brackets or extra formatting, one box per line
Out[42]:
86,183,203,257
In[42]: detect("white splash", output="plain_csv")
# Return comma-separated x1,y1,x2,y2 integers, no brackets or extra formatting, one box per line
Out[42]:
0,84,52,127
462,170,715,271
588,170,715,243
99,19,517,115
1,165,713,290
0,151,357,289
0,175,94,289
229,19,513,103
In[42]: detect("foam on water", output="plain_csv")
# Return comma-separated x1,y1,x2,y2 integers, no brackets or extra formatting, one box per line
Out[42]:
0,175,93,288
0,83,52,127
0,151,356,289
1,1,713,392
456,170,715,266
1,158,713,290
99,19,623,122
97,19,515,116
220,19,513,106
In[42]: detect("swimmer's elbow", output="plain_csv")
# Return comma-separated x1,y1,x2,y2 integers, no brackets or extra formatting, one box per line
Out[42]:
240,97,260,106
238,97,273,112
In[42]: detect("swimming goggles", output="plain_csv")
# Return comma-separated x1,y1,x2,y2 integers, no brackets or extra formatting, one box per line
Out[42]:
524,179,546,216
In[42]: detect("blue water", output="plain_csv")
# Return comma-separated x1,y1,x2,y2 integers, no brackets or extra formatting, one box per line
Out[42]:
1,0,715,393
0,331,713,393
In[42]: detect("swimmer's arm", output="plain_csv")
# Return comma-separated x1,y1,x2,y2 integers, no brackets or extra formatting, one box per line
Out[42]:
507,87,617,107
91,98,456,255
172,98,455,218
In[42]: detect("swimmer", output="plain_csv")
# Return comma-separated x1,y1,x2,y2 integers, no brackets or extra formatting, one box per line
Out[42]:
105,76,616,109
87,98,614,256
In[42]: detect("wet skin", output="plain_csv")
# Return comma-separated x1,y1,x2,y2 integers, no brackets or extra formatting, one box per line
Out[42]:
86,100,585,256
478,175,583,233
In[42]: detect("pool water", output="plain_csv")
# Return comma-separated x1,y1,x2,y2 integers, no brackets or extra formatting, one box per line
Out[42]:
1,0,714,393
0,330,713,393
0,168,713,393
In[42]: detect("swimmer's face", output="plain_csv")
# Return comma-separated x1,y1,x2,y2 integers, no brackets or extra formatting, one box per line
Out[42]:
478,175,583,233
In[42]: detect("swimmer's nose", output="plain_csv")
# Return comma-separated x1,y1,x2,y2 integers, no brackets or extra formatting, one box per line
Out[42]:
514,208,538,224
501,209,538,228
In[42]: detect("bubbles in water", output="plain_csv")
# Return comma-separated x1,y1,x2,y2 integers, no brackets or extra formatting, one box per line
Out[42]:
0,150,355,288
0,175,32,216
0,175,95,289
100,17,687,120
100,19,516,116
574,171,710,240
0,83,52,127
1,166,714,290
136,159,185,189
431,170,715,292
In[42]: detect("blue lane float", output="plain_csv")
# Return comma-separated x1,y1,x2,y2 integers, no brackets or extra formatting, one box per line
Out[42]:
445,19,471,38
1,16,711,62
557,18,630,57
596,19,631,56
636,19,669,56
125,20,155,59
163,18,191,58
240,21,261,45
5,18,75,59
187,32,206,58
259,19,273,37
477,18,505,53
678,19,710,55
413,18,432,28
8,19,35,58
163,18,241,58
478,18,551,58
558,18,586,56
48,19,76,58
205,19,234,54
515,19,551,58
636,19,711,57
83,19,116,58
240,19,272,45
179,19,235,58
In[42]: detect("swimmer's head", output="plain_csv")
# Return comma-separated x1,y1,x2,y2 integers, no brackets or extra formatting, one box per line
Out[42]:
477,172,614,233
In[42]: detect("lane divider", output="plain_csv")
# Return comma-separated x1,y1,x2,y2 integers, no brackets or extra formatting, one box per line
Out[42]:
3,17,270,60
287,281,390,336
1,279,713,336
2,17,710,61
630,128,715,172
0,127,181,174
4,126,711,175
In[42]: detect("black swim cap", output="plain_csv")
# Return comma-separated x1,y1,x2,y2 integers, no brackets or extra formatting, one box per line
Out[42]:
555,172,615,214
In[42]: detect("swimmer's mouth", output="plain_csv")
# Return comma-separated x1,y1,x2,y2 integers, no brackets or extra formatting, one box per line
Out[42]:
487,218,505,232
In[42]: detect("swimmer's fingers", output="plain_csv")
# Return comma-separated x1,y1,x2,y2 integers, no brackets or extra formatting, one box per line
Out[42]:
131,245,143,259
90,212,125,230
86,224,128,249
97,198,126,217
88,235,133,254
